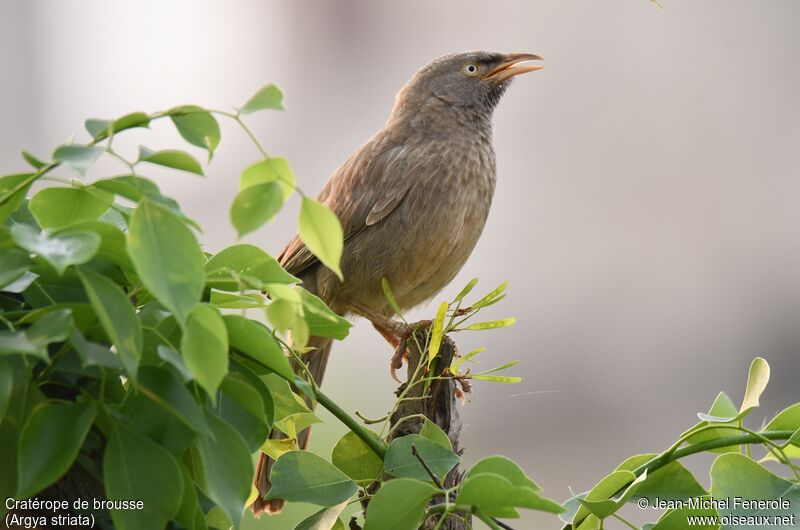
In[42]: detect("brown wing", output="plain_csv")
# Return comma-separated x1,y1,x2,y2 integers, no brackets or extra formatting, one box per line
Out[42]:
278,142,419,277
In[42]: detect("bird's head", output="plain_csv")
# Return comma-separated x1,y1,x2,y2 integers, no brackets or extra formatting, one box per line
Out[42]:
392,51,543,120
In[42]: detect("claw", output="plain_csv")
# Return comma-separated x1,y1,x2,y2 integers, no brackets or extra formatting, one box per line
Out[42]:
389,331,409,383
373,322,401,349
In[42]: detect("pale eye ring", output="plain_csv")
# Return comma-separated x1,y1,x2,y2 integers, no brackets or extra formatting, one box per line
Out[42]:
463,63,479,76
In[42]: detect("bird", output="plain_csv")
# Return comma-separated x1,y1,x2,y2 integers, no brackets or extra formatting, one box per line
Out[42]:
251,50,543,515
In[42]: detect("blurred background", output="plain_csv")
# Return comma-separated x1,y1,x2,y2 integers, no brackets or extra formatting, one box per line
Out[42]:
2,0,799,527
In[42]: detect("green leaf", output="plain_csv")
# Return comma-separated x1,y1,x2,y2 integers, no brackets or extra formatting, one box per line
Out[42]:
267,282,303,303
291,315,310,350
474,360,520,376
268,451,357,506
78,268,141,380
52,145,104,176
229,360,275,427
231,181,283,237
0,333,48,362
181,304,229,398
0,363,12,419
261,373,311,424
206,507,232,530
266,298,297,330
224,315,294,380
428,301,448,365
456,472,564,518
86,112,151,141
1,272,38,294
275,410,322,444
169,105,221,157
463,318,516,331
175,468,208,530
17,402,96,498
299,197,344,281
293,503,347,530
210,290,266,309
104,426,183,530
29,187,112,229
138,366,207,434
765,403,800,432
156,345,191,381
0,308,73,361
21,151,46,169
67,220,134,272
711,453,800,529
420,420,452,451
205,243,298,289
139,146,203,176
91,175,161,202
91,175,192,225
128,200,205,326
192,411,253,528
740,357,770,413
239,157,296,199
572,470,637,524
119,393,195,458
240,83,284,114
214,373,270,451
450,347,485,375
467,455,540,491
27,308,73,342
0,174,36,224
70,329,122,369
789,429,800,447
84,118,111,138
112,111,151,131
299,289,352,340
363,478,437,530
454,278,479,303
472,280,508,308
0,378,46,509
380,278,404,317
684,392,742,453
0,249,33,289
472,374,522,383
615,454,706,502
384,434,459,482
11,224,100,275
332,431,384,485
577,470,648,519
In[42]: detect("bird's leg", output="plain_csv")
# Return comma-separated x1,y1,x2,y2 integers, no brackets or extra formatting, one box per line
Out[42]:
349,301,408,336
379,319,440,382
371,321,401,349
372,321,410,383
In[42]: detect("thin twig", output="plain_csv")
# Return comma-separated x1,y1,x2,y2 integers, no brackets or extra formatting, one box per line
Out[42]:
411,444,446,490
355,411,389,424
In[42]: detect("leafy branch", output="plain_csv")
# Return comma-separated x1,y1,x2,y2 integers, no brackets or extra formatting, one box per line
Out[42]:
2,82,798,530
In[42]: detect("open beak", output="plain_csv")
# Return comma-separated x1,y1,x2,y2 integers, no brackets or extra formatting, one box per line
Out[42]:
484,53,544,82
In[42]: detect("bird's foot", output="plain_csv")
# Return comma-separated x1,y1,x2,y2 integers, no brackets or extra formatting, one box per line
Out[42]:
371,321,410,382
389,330,410,383
388,320,442,381
372,319,438,382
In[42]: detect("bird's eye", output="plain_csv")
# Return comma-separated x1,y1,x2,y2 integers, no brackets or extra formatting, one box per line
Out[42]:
462,63,479,76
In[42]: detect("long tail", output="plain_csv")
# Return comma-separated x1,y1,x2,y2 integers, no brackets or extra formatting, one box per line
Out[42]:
251,335,333,516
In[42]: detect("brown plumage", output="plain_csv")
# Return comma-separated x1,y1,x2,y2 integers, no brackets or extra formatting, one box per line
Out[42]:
252,50,543,515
